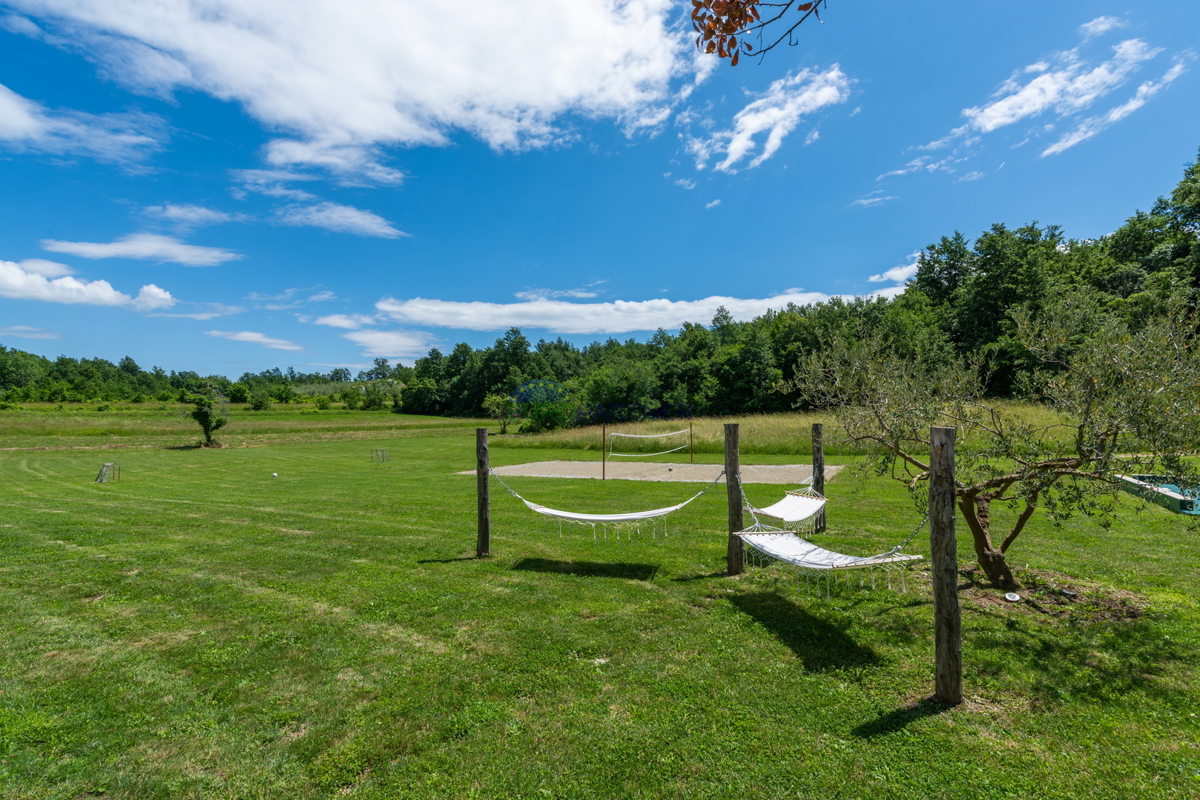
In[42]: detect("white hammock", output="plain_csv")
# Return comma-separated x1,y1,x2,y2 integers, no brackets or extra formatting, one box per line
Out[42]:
738,530,922,571
747,491,826,523
520,497,697,523
491,468,723,525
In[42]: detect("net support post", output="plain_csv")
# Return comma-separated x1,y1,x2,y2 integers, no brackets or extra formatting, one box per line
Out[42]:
725,423,744,575
476,428,490,558
812,423,825,533
602,422,606,481
929,426,962,705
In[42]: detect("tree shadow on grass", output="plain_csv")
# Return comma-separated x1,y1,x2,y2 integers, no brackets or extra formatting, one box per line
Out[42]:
729,591,881,673
852,697,953,739
510,558,659,581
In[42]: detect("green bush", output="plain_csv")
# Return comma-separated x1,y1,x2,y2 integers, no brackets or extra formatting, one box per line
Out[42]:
249,391,272,411
313,395,331,410
340,388,361,409
227,383,250,404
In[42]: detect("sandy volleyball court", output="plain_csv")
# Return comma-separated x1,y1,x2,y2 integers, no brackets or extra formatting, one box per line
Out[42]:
465,460,843,484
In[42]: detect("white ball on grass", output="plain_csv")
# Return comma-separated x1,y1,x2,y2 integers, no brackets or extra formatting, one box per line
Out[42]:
272,473,278,477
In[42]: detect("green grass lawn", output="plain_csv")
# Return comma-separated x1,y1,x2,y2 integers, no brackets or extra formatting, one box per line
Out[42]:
1,427,1198,798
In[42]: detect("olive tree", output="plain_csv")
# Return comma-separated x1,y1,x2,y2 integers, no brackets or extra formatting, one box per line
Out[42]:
784,291,1200,589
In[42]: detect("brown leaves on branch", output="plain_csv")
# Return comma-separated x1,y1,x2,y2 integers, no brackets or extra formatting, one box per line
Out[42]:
692,0,826,65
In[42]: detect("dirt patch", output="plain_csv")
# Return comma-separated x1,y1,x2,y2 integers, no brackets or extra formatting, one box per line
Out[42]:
468,460,842,485
947,566,1147,622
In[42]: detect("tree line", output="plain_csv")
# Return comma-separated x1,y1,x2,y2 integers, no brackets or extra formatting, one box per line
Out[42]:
2,147,1197,422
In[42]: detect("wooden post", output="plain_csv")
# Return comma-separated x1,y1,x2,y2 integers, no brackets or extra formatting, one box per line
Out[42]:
811,423,825,534
602,422,606,481
930,426,962,704
725,423,744,576
476,428,490,558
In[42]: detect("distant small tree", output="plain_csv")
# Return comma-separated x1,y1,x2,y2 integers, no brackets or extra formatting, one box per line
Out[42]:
249,389,272,411
483,393,517,434
191,395,227,446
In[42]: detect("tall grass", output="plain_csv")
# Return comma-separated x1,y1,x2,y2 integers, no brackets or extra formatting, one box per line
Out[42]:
492,403,1075,457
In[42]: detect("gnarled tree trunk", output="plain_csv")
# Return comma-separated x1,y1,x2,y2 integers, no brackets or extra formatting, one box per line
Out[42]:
957,493,1016,589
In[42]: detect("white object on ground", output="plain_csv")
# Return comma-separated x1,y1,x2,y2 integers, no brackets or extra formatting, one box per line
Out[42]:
272,473,278,477
1004,592,1021,602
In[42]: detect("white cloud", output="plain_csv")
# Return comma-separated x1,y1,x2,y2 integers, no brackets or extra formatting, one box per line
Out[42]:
1080,16,1126,41
674,178,697,190
882,34,1184,182
852,193,896,208
687,66,851,172
869,251,920,284
131,283,175,311
1042,56,1192,156
804,129,820,145
962,39,1161,134
705,199,721,209
205,330,302,351
144,203,240,228
374,290,838,335
17,258,75,277
0,325,62,340
0,258,173,309
148,302,243,320
41,233,242,266
307,290,337,302
0,81,164,163
957,170,986,182
7,0,692,181
342,328,439,358
314,313,376,329
274,201,407,238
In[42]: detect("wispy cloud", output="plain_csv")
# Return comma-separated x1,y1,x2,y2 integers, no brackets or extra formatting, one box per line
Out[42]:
274,202,408,238
341,329,439,359
513,280,606,301
148,302,244,320
674,178,697,190
205,330,302,351
42,233,242,266
307,290,337,302
687,66,851,172
957,170,986,182
0,325,62,340
144,203,244,229
0,81,165,163
852,191,897,208
1080,16,1126,42
15,258,74,277
705,199,721,209
314,313,377,330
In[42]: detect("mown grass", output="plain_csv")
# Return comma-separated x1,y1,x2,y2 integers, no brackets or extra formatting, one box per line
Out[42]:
0,402,486,450
0,422,1198,798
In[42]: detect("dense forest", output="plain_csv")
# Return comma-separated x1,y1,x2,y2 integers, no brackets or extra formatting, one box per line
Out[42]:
2,148,1198,423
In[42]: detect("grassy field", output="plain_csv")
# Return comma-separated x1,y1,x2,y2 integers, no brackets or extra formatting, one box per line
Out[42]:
1,415,1198,798
491,404,1070,457
0,403,485,451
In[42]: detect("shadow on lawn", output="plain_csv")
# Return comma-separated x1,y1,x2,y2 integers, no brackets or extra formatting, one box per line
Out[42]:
511,558,659,581
730,591,880,672
852,697,953,739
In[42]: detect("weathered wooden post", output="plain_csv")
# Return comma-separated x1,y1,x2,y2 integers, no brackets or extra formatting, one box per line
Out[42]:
930,426,962,704
476,428,490,558
725,423,744,575
811,423,825,533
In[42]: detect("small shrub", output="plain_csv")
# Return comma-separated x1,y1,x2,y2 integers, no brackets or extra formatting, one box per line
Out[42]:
129,393,147,404
341,388,361,410
313,395,331,410
249,391,273,411
96,404,112,412
0,401,22,411
227,383,250,404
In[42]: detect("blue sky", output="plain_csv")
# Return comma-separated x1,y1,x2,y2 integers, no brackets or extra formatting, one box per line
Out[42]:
1,1,1198,376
